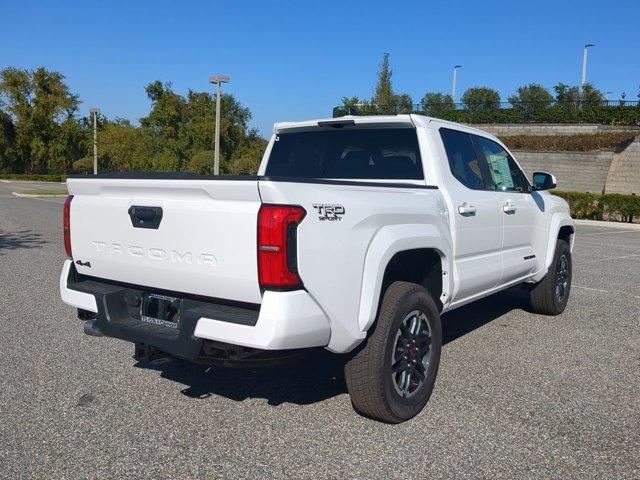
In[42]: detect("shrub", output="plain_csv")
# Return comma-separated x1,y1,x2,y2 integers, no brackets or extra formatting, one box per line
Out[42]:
336,103,640,126
600,193,640,223
500,133,637,152
0,173,68,182
72,157,93,173
552,191,640,223
433,105,640,125
553,191,602,219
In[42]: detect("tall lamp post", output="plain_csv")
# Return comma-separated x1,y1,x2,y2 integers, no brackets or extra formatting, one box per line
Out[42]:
451,65,462,104
208,75,230,175
89,107,100,175
581,44,595,91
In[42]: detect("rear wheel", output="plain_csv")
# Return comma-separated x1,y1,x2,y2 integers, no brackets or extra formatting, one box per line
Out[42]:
344,281,442,423
530,239,572,315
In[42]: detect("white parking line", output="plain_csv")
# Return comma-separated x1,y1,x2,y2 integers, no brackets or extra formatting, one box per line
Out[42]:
34,197,66,204
579,230,640,237
574,285,640,300
579,254,640,264
580,241,640,251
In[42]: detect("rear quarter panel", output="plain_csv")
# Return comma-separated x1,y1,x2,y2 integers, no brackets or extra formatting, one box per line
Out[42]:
258,180,452,352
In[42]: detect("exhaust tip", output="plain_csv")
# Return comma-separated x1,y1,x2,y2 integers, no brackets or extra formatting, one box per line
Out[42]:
83,319,104,337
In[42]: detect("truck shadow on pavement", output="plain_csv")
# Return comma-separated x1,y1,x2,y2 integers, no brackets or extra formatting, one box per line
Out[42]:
136,288,531,407
0,229,47,253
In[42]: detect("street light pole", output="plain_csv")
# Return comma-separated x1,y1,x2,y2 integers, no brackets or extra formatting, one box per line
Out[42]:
451,65,462,104
581,44,595,91
90,107,100,175
208,75,230,175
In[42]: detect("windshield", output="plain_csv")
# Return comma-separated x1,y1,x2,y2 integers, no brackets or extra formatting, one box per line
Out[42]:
265,128,424,180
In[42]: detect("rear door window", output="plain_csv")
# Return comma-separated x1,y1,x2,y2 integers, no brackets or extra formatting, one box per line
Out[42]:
265,128,424,180
439,128,491,190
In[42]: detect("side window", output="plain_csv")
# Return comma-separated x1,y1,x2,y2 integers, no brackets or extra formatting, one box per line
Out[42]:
473,136,530,192
439,128,488,190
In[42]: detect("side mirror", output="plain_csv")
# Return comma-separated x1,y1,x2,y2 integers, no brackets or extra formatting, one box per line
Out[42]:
532,171,557,191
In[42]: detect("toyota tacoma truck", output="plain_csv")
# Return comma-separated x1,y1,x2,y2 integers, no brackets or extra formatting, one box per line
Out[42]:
60,114,574,423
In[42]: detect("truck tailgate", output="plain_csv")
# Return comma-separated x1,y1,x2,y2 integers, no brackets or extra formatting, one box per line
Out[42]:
67,177,263,304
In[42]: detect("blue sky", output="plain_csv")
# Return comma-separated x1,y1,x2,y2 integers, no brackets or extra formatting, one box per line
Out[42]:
1,0,639,136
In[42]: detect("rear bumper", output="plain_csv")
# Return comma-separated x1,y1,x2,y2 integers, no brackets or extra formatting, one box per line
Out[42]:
59,260,331,358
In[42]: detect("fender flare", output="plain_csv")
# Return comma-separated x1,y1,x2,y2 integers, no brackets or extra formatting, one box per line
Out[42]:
357,223,452,333
545,213,575,268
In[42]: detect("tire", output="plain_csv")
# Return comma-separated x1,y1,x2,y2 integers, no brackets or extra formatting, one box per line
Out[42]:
530,239,572,315
344,281,442,423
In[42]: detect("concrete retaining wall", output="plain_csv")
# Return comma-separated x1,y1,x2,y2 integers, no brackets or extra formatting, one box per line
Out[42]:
478,124,640,137
605,138,640,195
476,124,640,194
513,150,614,193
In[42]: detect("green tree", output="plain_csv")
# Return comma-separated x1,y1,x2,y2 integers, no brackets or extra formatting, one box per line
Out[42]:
461,87,501,110
554,83,580,107
0,67,265,175
0,109,17,171
370,53,414,113
554,82,604,108
394,93,414,113
420,92,455,112
50,117,90,172
140,82,255,172
152,150,181,171
0,67,81,172
373,53,394,109
98,119,156,171
333,96,369,116
581,83,605,106
140,81,188,164
185,150,214,174
508,83,553,109
227,130,268,175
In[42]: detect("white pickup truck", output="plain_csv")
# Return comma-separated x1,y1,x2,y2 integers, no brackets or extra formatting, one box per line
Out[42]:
60,114,574,423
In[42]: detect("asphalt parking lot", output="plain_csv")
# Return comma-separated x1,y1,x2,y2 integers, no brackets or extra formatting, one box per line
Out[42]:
1,180,638,479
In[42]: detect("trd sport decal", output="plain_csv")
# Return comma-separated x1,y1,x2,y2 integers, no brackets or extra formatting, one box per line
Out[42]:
312,204,345,221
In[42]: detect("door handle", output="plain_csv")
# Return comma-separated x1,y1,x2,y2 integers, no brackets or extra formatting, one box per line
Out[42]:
458,203,477,216
503,201,516,214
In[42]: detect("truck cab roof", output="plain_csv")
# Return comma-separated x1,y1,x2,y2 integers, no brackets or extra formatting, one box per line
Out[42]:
273,114,496,139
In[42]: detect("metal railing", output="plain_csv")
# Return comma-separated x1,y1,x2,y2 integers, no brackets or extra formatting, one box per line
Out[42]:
332,100,640,125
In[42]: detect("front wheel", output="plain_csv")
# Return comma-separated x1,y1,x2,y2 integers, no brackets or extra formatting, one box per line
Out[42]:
344,281,442,423
530,239,572,315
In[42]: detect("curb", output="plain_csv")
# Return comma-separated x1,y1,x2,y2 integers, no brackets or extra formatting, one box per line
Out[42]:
574,219,640,230
11,191,68,198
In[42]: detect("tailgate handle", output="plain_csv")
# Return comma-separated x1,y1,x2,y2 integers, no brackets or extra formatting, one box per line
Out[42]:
128,206,163,229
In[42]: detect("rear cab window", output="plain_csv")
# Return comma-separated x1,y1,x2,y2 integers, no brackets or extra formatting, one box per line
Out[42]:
265,128,424,180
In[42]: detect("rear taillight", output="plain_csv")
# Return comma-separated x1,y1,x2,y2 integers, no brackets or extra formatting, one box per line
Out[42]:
63,195,73,257
257,205,306,289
